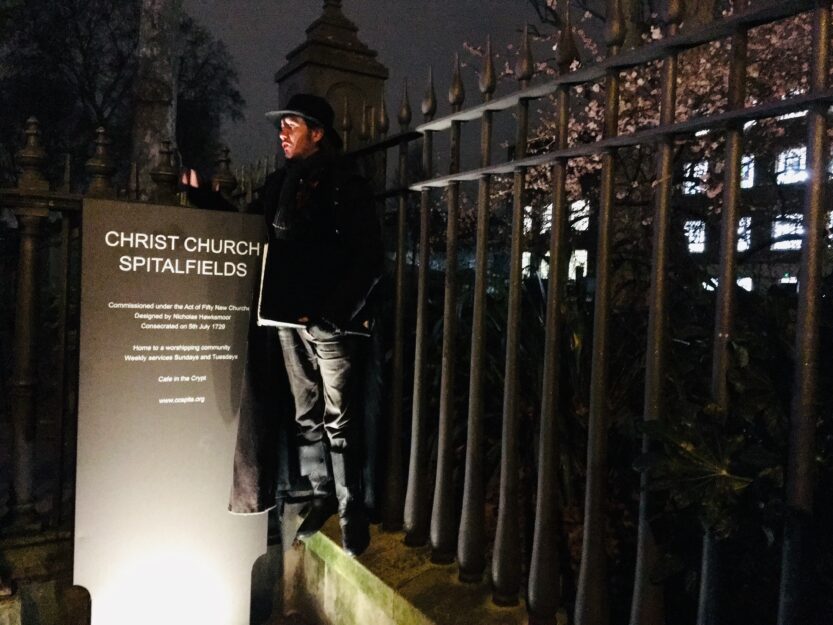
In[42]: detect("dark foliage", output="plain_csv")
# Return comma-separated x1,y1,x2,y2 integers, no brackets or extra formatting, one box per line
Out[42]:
0,0,244,189
176,14,245,179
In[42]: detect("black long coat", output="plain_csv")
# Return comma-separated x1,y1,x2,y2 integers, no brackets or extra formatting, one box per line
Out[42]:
228,158,385,515
257,160,383,330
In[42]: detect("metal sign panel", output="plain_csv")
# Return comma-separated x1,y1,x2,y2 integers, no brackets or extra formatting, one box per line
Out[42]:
75,199,267,625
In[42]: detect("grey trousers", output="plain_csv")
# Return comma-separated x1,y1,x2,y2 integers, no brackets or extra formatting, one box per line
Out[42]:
278,327,359,496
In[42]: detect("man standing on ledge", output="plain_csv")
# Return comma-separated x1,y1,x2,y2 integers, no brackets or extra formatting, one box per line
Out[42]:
258,94,382,557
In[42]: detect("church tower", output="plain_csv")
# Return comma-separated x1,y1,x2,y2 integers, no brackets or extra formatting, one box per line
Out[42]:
275,0,389,149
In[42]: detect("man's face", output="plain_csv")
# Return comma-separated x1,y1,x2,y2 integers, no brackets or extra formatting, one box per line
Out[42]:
279,116,323,160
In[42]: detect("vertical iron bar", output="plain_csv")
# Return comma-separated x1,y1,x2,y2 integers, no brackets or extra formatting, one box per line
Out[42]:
431,122,463,562
58,213,82,528
778,3,829,624
430,57,465,563
492,112,527,605
631,3,682,624
458,37,495,584
492,26,532,603
47,213,70,528
529,13,579,619
709,30,748,423
405,69,437,547
9,118,49,529
404,135,433,545
341,97,353,153
529,86,569,622
575,1,624,622
9,211,45,528
697,21,748,625
383,85,412,531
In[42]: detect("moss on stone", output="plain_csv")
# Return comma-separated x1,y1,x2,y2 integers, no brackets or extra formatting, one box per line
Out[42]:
298,520,527,625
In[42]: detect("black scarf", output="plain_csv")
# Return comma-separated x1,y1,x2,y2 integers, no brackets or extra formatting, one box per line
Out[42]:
271,151,332,241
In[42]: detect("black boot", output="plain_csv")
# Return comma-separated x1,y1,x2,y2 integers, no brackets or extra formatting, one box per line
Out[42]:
296,494,338,539
330,449,370,557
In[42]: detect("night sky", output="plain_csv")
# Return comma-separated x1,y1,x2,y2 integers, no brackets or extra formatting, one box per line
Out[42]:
181,0,541,165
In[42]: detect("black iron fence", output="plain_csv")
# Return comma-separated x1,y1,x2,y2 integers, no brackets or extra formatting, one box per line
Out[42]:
2,1,832,624
345,1,831,624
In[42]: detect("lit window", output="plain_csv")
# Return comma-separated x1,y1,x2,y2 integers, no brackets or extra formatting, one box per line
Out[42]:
737,277,753,292
777,88,808,121
569,249,588,280
740,155,754,189
570,200,590,231
523,206,534,236
683,161,708,195
776,147,808,185
776,109,807,121
525,204,553,235
780,274,798,284
539,253,550,280
685,219,706,253
771,213,803,250
541,203,553,232
737,216,751,252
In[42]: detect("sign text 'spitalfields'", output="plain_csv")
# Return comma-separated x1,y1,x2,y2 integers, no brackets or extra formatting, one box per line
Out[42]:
104,230,263,278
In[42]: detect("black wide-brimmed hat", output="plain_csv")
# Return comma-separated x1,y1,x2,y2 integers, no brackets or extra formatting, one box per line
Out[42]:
266,93,343,150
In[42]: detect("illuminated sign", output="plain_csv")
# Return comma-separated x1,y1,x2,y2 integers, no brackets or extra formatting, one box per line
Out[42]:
75,199,267,625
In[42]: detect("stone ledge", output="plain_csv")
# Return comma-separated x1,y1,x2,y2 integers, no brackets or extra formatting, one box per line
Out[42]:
285,518,527,625
0,595,22,625
0,530,72,582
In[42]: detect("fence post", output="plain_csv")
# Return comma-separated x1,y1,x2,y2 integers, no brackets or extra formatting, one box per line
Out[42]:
430,53,465,564
778,3,830,624
211,146,238,200
150,140,178,205
458,36,496,584
404,67,436,547
8,118,50,530
630,2,684,624
492,25,533,607
382,80,412,531
529,9,579,621
86,127,116,199
694,6,749,625
575,0,625,622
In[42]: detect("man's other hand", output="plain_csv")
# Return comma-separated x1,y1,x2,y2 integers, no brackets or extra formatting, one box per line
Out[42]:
306,316,341,340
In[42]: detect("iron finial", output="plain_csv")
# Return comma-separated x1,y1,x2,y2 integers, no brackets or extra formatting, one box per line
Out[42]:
359,99,369,141
212,146,237,197
86,126,116,198
16,117,48,191
368,104,378,140
149,139,178,203
422,66,437,121
480,36,496,101
605,0,626,51
556,4,580,73
449,53,465,112
398,78,412,130
665,0,684,29
341,96,352,151
516,24,534,88
378,89,390,137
